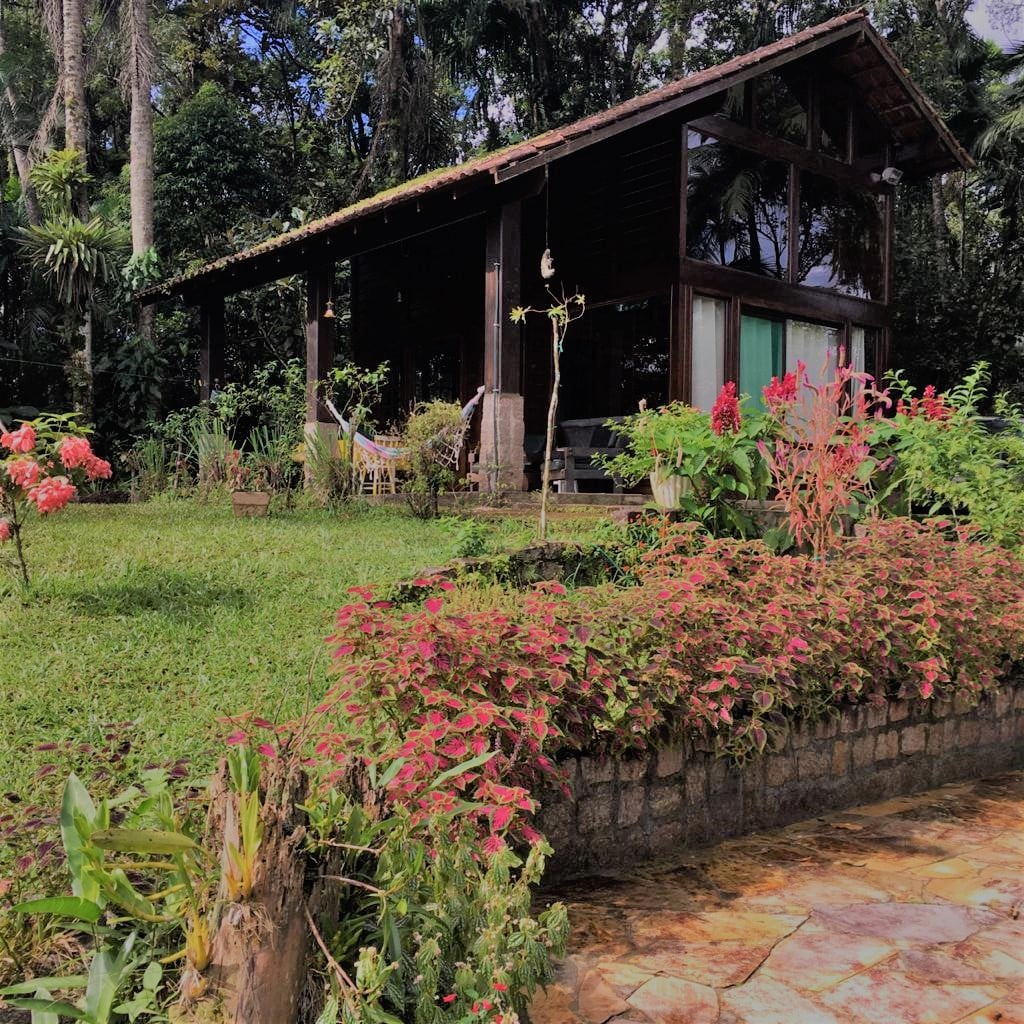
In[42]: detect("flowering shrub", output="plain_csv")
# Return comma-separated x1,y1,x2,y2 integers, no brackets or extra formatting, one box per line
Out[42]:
876,363,1024,548
261,519,1024,843
758,357,889,559
1,414,111,586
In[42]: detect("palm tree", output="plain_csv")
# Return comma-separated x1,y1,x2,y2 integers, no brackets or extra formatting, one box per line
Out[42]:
977,42,1024,217
121,0,156,340
19,149,128,412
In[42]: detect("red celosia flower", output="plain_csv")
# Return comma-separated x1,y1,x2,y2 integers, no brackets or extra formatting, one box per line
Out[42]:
762,371,798,414
0,520,10,543
442,993,457,1004
26,476,76,514
897,385,951,422
1,424,36,453
58,435,93,470
920,385,952,421
711,382,741,435
6,457,41,489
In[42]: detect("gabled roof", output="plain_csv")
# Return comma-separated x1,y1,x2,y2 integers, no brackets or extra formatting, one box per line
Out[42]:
141,9,970,304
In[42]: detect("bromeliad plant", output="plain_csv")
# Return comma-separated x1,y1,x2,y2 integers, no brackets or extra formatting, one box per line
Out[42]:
0,414,112,588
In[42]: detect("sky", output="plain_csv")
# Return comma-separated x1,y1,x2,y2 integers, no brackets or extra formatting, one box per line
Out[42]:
967,0,1023,49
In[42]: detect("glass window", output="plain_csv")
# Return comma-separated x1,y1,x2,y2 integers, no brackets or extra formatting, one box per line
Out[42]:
754,72,808,146
797,173,884,300
785,319,840,385
721,83,748,125
819,94,849,160
852,108,888,166
560,295,670,419
691,293,726,411
687,133,790,279
851,325,880,383
740,314,783,408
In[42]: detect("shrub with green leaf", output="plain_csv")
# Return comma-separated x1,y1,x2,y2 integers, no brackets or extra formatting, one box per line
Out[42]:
876,363,1024,547
599,399,772,537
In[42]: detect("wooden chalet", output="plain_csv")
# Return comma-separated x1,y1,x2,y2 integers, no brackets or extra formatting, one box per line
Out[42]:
139,10,971,491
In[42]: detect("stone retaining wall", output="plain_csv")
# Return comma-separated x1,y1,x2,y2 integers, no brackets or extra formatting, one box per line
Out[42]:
536,680,1024,880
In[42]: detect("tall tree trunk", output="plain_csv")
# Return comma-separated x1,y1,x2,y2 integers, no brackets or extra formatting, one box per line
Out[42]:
0,24,43,224
931,173,948,272
63,0,93,416
62,0,87,180
127,0,155,341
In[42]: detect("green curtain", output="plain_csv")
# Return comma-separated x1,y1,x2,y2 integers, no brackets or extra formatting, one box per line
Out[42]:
739,315,782,409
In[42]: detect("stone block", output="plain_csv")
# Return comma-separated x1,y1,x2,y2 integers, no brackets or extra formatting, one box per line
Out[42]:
577,795,614,834
479,392,526,491
790,722,812,750
901,724,926,755
649,784,683,820
953,692,973,717
581,757,615,787
649,820,685,854
814,716,839,741
998,715,1016,744
875,730,899,761
864,704,887,730
995,689,1013,718
978,716,1000,746
888,700,910,723
798,749,830,780
707,758,729,794
925,724,946,756
741,760,764,796
932,699,951,719
536,799,574,850
617,783,646,828
839,708,863,735
765,755,790,788
942,718,957,748
1013,686,1024,713
959,717,980,748
852,733,875,770
685,765,706,805
618,756,649,783
655,744,685,779
831,739,850,777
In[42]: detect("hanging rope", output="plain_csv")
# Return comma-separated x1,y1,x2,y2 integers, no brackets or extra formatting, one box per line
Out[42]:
541,165,556,280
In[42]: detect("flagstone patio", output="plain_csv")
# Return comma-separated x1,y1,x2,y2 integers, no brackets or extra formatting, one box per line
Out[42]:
531,771,1024,1024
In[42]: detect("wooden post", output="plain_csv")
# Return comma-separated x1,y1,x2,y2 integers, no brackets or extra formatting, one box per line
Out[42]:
481,202,524,491
673,125,691,404
305,265,335,424
198,295,225,402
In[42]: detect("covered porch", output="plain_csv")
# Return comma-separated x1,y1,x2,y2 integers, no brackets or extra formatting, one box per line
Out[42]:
138,9,969,493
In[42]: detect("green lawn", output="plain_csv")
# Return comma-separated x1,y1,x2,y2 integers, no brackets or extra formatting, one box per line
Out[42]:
0,501,482,834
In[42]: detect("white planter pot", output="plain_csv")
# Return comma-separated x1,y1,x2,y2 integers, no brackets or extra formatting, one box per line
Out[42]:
649,469,687,510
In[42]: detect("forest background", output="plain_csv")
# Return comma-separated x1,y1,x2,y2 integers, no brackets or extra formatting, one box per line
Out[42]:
1,0,1023,445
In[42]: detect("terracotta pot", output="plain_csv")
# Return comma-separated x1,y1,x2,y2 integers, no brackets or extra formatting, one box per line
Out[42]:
649,469,688,510
232,490,271,518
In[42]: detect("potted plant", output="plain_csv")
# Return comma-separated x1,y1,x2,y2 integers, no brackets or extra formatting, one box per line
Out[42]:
227,449,271,517
599,393,773,537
